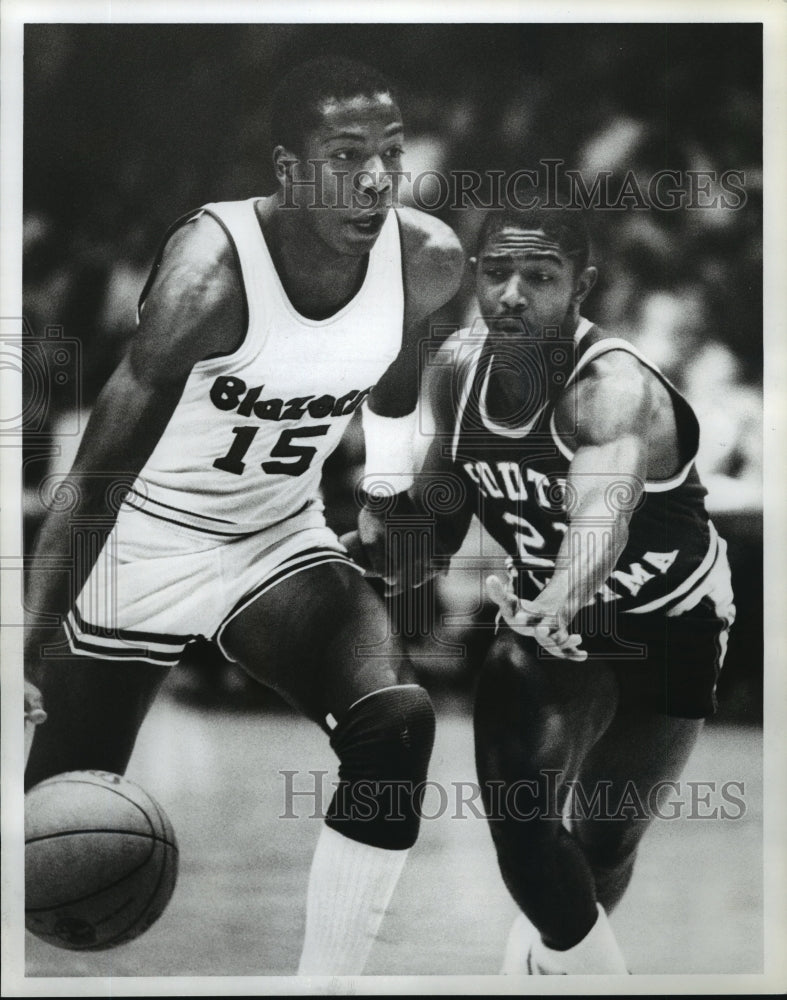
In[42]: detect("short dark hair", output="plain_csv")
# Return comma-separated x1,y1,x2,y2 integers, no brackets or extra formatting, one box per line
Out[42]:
270,57,399,156
478,200,591,273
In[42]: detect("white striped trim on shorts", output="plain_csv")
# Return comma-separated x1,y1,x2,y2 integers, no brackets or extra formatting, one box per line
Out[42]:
213,544,363,662
65,544,362,667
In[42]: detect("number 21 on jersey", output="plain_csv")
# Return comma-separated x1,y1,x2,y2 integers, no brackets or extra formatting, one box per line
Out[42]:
502,511,562,568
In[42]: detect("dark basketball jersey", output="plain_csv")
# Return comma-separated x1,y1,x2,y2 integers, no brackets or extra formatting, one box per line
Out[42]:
446,318,732,622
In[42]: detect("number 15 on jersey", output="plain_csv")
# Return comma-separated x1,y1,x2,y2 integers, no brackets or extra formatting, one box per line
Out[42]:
213,425,329,477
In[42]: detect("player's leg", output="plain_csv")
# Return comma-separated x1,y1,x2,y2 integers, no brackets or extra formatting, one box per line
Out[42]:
474,628,629,973
572,602,721,914
25,634,169,790
220,558,415,723
571,707,703,913
220,559,435,975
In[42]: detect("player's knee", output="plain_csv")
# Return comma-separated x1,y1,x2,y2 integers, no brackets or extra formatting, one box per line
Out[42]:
575,816,646,870
476,636,574,778
478,632,557,725
326,684,436,850
482,630,541,685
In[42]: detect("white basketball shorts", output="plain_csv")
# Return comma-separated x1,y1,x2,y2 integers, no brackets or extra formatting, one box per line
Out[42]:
65,500,361,667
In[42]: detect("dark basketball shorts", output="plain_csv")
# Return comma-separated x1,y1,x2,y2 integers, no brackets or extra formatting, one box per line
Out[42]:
568,596,733,719
507,529,736,719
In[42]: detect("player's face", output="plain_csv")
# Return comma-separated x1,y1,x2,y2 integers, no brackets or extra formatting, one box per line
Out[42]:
286,92,405,256
475,227,592,338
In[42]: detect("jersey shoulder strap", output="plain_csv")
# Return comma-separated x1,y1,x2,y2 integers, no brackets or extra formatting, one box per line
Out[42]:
137,206,206,318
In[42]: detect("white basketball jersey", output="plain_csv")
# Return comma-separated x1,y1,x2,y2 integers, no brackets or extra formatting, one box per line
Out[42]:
127,199,404,534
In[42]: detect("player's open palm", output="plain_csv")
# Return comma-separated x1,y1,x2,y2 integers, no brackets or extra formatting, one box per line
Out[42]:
485,575,587,662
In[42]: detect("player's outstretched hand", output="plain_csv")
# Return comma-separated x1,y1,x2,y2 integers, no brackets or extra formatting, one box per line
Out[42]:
485,575,587,662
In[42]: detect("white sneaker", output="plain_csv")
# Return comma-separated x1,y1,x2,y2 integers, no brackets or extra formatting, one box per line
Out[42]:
501,912,540,974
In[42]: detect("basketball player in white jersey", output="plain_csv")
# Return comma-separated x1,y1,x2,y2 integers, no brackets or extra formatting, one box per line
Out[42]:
23,57,463,972
352,199,736,973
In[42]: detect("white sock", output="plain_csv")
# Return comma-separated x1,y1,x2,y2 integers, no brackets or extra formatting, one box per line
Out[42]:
530,903,628,974
297,825,408,975
500,911,540,973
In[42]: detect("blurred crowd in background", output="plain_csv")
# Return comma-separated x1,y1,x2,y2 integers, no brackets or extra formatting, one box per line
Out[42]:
22,23,763,719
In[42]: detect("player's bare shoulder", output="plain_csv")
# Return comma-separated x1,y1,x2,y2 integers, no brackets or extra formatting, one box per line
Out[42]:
396,206,465,322
580,347,651,392
133,211,244,385
558,347,663,447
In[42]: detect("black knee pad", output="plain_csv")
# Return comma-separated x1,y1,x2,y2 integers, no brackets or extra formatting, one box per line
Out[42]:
326,684,436,850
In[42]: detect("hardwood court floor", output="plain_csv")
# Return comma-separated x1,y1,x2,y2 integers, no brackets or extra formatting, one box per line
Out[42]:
25,688,763,980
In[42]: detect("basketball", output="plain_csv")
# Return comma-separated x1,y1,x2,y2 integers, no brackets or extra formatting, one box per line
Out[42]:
25,770,179,951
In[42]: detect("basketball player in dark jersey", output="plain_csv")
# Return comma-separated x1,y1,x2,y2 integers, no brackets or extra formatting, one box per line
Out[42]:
23,58,464,972
351,200,735,973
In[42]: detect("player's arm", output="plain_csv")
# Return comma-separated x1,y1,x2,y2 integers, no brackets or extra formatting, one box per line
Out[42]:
354,208,465,575
366,207,465,417
346,332,475,588
24,215,242,691
489,353,656,660
399,336,476,589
